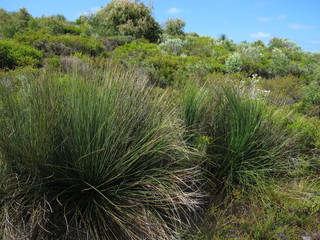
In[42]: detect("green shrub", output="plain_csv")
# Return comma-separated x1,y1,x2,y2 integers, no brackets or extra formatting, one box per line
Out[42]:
62,24,82,35
102,35,137,51
112,41,160,65
304,79,320,105
93,0,161,42
0,40,42,69
164,18,186,36
15,32,105,56
144,54,186,87
0,8,31,38
225,52,243,73
259,75,304,105
159,38,188,55
268,48,290,76
0,60,202,239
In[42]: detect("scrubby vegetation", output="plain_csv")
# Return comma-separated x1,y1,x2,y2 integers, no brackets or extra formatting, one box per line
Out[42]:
0,0,319,239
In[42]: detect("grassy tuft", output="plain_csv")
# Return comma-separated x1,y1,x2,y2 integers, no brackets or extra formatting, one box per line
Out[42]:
0,59,203,239
206,86,290,193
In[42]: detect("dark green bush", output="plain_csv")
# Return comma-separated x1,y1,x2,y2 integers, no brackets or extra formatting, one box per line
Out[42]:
144,54,186,87
102,35,137,51
62,24,82,35
0,8,31,38
112,41,160,65
14,31,104,56
0,40,42,69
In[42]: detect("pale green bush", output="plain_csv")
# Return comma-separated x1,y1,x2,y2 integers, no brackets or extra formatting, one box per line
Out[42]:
225,52,243,73
159,38,188,55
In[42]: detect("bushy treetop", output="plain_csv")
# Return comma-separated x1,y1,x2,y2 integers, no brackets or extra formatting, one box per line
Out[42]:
94,0,161,42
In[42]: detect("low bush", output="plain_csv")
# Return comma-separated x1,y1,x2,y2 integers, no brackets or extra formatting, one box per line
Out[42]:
0,40,42,69
159,38,189,56
144,54,186,87
14,31,104,56
112,41,160,65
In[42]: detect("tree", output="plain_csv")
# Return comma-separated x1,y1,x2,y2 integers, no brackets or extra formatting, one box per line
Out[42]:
0,8,32,38
93,0,161,42
164,18,186,36
252,40,266,48
268,37,301,50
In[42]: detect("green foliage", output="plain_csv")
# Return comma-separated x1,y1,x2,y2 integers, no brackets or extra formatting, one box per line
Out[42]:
252,40,266,48
237,42,264,62
159,38,188,55
260,75,304,105
0,60,202,239
102,35,137,51
268,48,290,76
93,0,161,42
181,81,210,131
144,54,186,87
205,181,320,239
225,52,243,73
184,36,216,57
185,84,291,193
210,88,288,192
285,114,320,152
0,40,42,69
112,41,160,65
268,37,301,51
0,8,32,38
164,18,186,36
304,79,320,105
29,15,66,35
14,31,104,56
184,57,226,78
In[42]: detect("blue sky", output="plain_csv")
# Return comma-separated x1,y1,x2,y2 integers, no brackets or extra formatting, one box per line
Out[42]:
1,0,320,52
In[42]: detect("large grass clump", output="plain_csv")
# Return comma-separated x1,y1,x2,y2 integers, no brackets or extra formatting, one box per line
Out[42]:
0,59,202,239
181,81,290,194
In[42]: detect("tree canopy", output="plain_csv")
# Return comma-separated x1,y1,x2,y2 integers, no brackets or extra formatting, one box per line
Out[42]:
93,0,161,42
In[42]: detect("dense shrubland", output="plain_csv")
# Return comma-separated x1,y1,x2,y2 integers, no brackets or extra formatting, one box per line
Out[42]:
0,0,319,239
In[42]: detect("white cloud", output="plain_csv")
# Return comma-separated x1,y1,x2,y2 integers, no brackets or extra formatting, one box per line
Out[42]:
253,1,272,8
257,16,271,22
289,24,316,30
308,40,320,44
250,32,271,39
277,14,287,20
166,7,182,14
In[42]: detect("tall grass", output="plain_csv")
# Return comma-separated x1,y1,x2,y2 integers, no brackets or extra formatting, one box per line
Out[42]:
208,87,289,193
181,80,290,194
0,59,202,239
181,81,210,132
